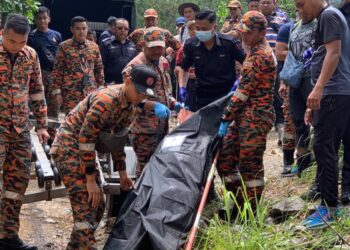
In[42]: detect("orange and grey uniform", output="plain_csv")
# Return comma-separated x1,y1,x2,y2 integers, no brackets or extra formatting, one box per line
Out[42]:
282,86,296,151
128,27,181,53
217,39,276,206
123,53,176,176
50,85,135,249
0,45,47,238
51,38,105,113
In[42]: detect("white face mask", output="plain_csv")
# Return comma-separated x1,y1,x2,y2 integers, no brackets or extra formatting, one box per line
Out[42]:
329,0,346,9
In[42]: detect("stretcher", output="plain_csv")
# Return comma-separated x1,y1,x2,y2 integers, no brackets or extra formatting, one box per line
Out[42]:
23,120,137,217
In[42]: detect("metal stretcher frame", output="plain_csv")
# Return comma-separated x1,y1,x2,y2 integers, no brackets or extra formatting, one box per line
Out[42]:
23,130,137,204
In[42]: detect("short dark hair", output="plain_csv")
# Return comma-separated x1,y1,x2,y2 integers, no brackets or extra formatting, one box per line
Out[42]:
107,16,117,25
195,8,217,23
35,6,50,17
87,29,96,36
71,16,87,27
117,18,129,24
4,14,30,35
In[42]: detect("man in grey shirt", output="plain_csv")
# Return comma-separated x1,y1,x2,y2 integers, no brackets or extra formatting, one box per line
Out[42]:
296,0,350,229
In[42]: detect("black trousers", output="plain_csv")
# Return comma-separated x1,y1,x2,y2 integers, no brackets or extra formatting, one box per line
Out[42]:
289,76,313,148
313,95,350,207
342,119,350,192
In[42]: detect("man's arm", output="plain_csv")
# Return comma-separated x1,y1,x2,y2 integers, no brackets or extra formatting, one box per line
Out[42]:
307,40,341,110
231,39,246,64
165,30,181,53
223,55,265,122
51,44,65,97
181,41,194,72
30,52,48,129
94,45,105,87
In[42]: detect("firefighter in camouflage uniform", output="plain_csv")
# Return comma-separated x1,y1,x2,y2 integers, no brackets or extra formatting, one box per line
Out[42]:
51,16,104,114
128,9,181,53
124,27,181,177
0,14,49,250
217,11,276,211
50,64,170,250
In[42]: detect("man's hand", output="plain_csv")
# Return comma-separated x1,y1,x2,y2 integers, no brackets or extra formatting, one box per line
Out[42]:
218,121,230,137
154,102,171,119
54,94,63,107
86,174,101,209
278,81,287,99
179,87,187,103
37,128,50,144
307,86,323,110
304,108,313,126
119,170,134,191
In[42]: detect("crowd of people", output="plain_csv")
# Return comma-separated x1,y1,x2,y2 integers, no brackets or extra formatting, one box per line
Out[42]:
0,0,349,249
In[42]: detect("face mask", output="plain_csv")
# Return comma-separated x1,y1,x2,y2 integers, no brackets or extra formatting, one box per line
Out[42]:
329,0,345,9
195,30,214,42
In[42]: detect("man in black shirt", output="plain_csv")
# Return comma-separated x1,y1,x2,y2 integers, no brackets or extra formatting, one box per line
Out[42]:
100,18,137,84
28,6,62,119
99,16,117,44
181,8,245,111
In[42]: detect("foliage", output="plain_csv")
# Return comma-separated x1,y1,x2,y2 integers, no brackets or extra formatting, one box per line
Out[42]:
135,0,296,33
196,184,350,250
0,0,40,22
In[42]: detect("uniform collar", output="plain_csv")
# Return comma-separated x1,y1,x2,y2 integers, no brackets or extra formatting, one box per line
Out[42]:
0,44,31,60
72,38,87,47
117,85,130,109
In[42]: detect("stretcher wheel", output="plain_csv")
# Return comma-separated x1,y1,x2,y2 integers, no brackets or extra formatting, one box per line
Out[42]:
37,170,44,188
35,161,41,173
31,146,37,162
52,166,61,186
44,144,51,159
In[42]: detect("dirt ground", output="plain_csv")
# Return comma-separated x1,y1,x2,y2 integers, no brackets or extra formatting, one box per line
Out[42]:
19,129,289,250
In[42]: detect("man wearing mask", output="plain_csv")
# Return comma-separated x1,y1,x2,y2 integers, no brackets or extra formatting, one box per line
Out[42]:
100,18,137,85
51,16,105,114
128,9,180,53
28,6,62,120
181,8,245,111
123,27,182,177
297,0,350,229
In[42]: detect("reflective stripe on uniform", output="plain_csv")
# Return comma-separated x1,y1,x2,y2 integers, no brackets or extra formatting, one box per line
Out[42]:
245,179,264,188
223,174,241,184
4,191,23,201
74,222,91,231
52,89,61,95
30,93,44,101
234,89,248,102
79,143,95,151
283,132,295,140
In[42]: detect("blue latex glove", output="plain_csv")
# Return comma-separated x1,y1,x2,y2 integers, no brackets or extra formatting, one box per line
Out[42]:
303,47,314,70
173,102,183,113
154,102,170,119
231,80,239,93
179,87,187,102
218,121,230,137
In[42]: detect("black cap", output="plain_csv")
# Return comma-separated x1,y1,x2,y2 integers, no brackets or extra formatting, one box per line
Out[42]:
130,64,158,97
178,3,200,16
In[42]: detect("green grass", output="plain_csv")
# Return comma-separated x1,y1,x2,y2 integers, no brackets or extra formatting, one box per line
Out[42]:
195,181,350,250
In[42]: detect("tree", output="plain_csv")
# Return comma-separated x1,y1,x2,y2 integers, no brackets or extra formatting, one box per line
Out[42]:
135,0,295,34
0,0,40,22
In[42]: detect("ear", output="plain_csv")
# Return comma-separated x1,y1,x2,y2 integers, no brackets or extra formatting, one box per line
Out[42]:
70,26,74,34
124,76,132,85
